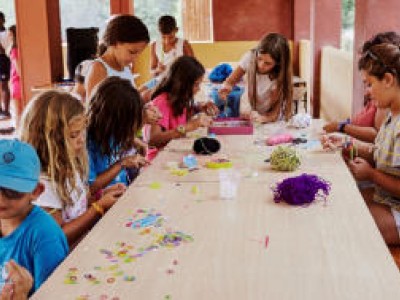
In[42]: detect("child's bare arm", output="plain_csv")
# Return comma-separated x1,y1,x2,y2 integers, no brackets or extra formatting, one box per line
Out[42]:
43,207,100,245
85,61,107,100
90,155,148,194
149,116,211,148
340,124,378,143
183,40,194,57
350,158,400,197
150,42,163,77
148,124,184,148
219,67,246,100
41,187,124,245
351,140,375,164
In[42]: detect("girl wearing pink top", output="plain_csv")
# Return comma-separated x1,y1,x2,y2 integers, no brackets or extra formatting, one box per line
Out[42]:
8,25,22,125
145,56,215,159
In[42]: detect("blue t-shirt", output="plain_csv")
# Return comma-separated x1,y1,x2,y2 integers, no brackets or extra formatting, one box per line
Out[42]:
0,205,69,294
87,139,129,186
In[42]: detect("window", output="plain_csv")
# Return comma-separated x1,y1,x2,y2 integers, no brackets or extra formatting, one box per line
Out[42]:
59,0,110,42
182,0,212,42
134,0,182,41
134,0,212,42
341,0,354,52
0,2,16,28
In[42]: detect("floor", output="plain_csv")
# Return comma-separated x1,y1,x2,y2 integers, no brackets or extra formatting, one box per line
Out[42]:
0,104,17,138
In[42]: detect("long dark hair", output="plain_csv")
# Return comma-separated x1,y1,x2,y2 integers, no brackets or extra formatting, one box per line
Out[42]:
152,56,205,117
87,77,143,158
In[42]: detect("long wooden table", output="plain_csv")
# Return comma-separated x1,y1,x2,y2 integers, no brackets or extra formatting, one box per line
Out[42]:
32,121,400,300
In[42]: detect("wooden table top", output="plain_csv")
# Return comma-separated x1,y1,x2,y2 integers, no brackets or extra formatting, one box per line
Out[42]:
32,121,400,300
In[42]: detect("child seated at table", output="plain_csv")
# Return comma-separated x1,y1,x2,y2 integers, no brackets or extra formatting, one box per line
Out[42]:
0,260,32,299
0,139,68,294
323,42,400,246
145,56,215,159
219,33,293,123
19,90,125,246
87,77,149,192
139,15,194,102
323,31,400,143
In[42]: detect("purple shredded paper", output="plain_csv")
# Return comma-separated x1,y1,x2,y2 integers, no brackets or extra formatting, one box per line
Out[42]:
273,173,331,205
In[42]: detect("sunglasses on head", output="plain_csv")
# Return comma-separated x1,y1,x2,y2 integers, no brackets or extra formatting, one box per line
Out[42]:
363,50,398,76
0,187,25,200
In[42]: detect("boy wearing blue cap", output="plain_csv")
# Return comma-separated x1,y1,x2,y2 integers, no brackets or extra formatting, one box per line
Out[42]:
0,139,69,295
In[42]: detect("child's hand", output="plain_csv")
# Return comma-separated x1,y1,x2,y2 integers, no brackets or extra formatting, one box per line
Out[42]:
186,114,212,131
103,183,126,198
197,113,213,127
0,260,33,300
143,104,162,125
156,63,166,75
121,154,150,169
198,101,219,117
323,121,339,133
250,111,264,123
240,111,251,120
218,85,232,101
320,134,344,150
348,157,373,181
97,189,121,211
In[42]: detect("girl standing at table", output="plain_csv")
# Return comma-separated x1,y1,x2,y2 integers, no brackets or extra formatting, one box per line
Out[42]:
329,43,400,245
219,33,293,123
20,90,124,246
145,56,214,159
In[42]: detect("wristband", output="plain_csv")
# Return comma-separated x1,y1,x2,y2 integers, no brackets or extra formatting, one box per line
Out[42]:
91,202,104,216
338,119,350,133
176,125,186,136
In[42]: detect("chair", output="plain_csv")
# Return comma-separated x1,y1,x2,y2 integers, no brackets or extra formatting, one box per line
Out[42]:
293,76,308,114
66,27,99,80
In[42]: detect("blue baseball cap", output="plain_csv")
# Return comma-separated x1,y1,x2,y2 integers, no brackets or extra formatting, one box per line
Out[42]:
0,139,41,193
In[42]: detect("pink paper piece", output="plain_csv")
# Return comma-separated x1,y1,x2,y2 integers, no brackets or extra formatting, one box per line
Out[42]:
266,134,293,146
265,235,270,248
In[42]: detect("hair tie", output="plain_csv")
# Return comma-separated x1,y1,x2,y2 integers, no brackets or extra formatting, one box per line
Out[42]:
272,173,331,206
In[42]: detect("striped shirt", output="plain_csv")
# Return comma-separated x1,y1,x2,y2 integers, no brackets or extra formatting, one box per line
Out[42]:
373,113,400,210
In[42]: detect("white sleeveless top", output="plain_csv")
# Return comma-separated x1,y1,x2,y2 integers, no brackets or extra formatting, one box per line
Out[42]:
155,38,184,69
96,58,135,87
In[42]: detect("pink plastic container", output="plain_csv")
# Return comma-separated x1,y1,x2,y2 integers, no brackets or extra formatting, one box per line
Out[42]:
208,118,253,135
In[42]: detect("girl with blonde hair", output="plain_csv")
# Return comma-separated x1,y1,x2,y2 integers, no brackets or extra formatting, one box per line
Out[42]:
20,90,124,245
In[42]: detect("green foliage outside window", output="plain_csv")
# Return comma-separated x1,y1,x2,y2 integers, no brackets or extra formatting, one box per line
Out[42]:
134,0,182,41
0,2,16,27
341,0,355,52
